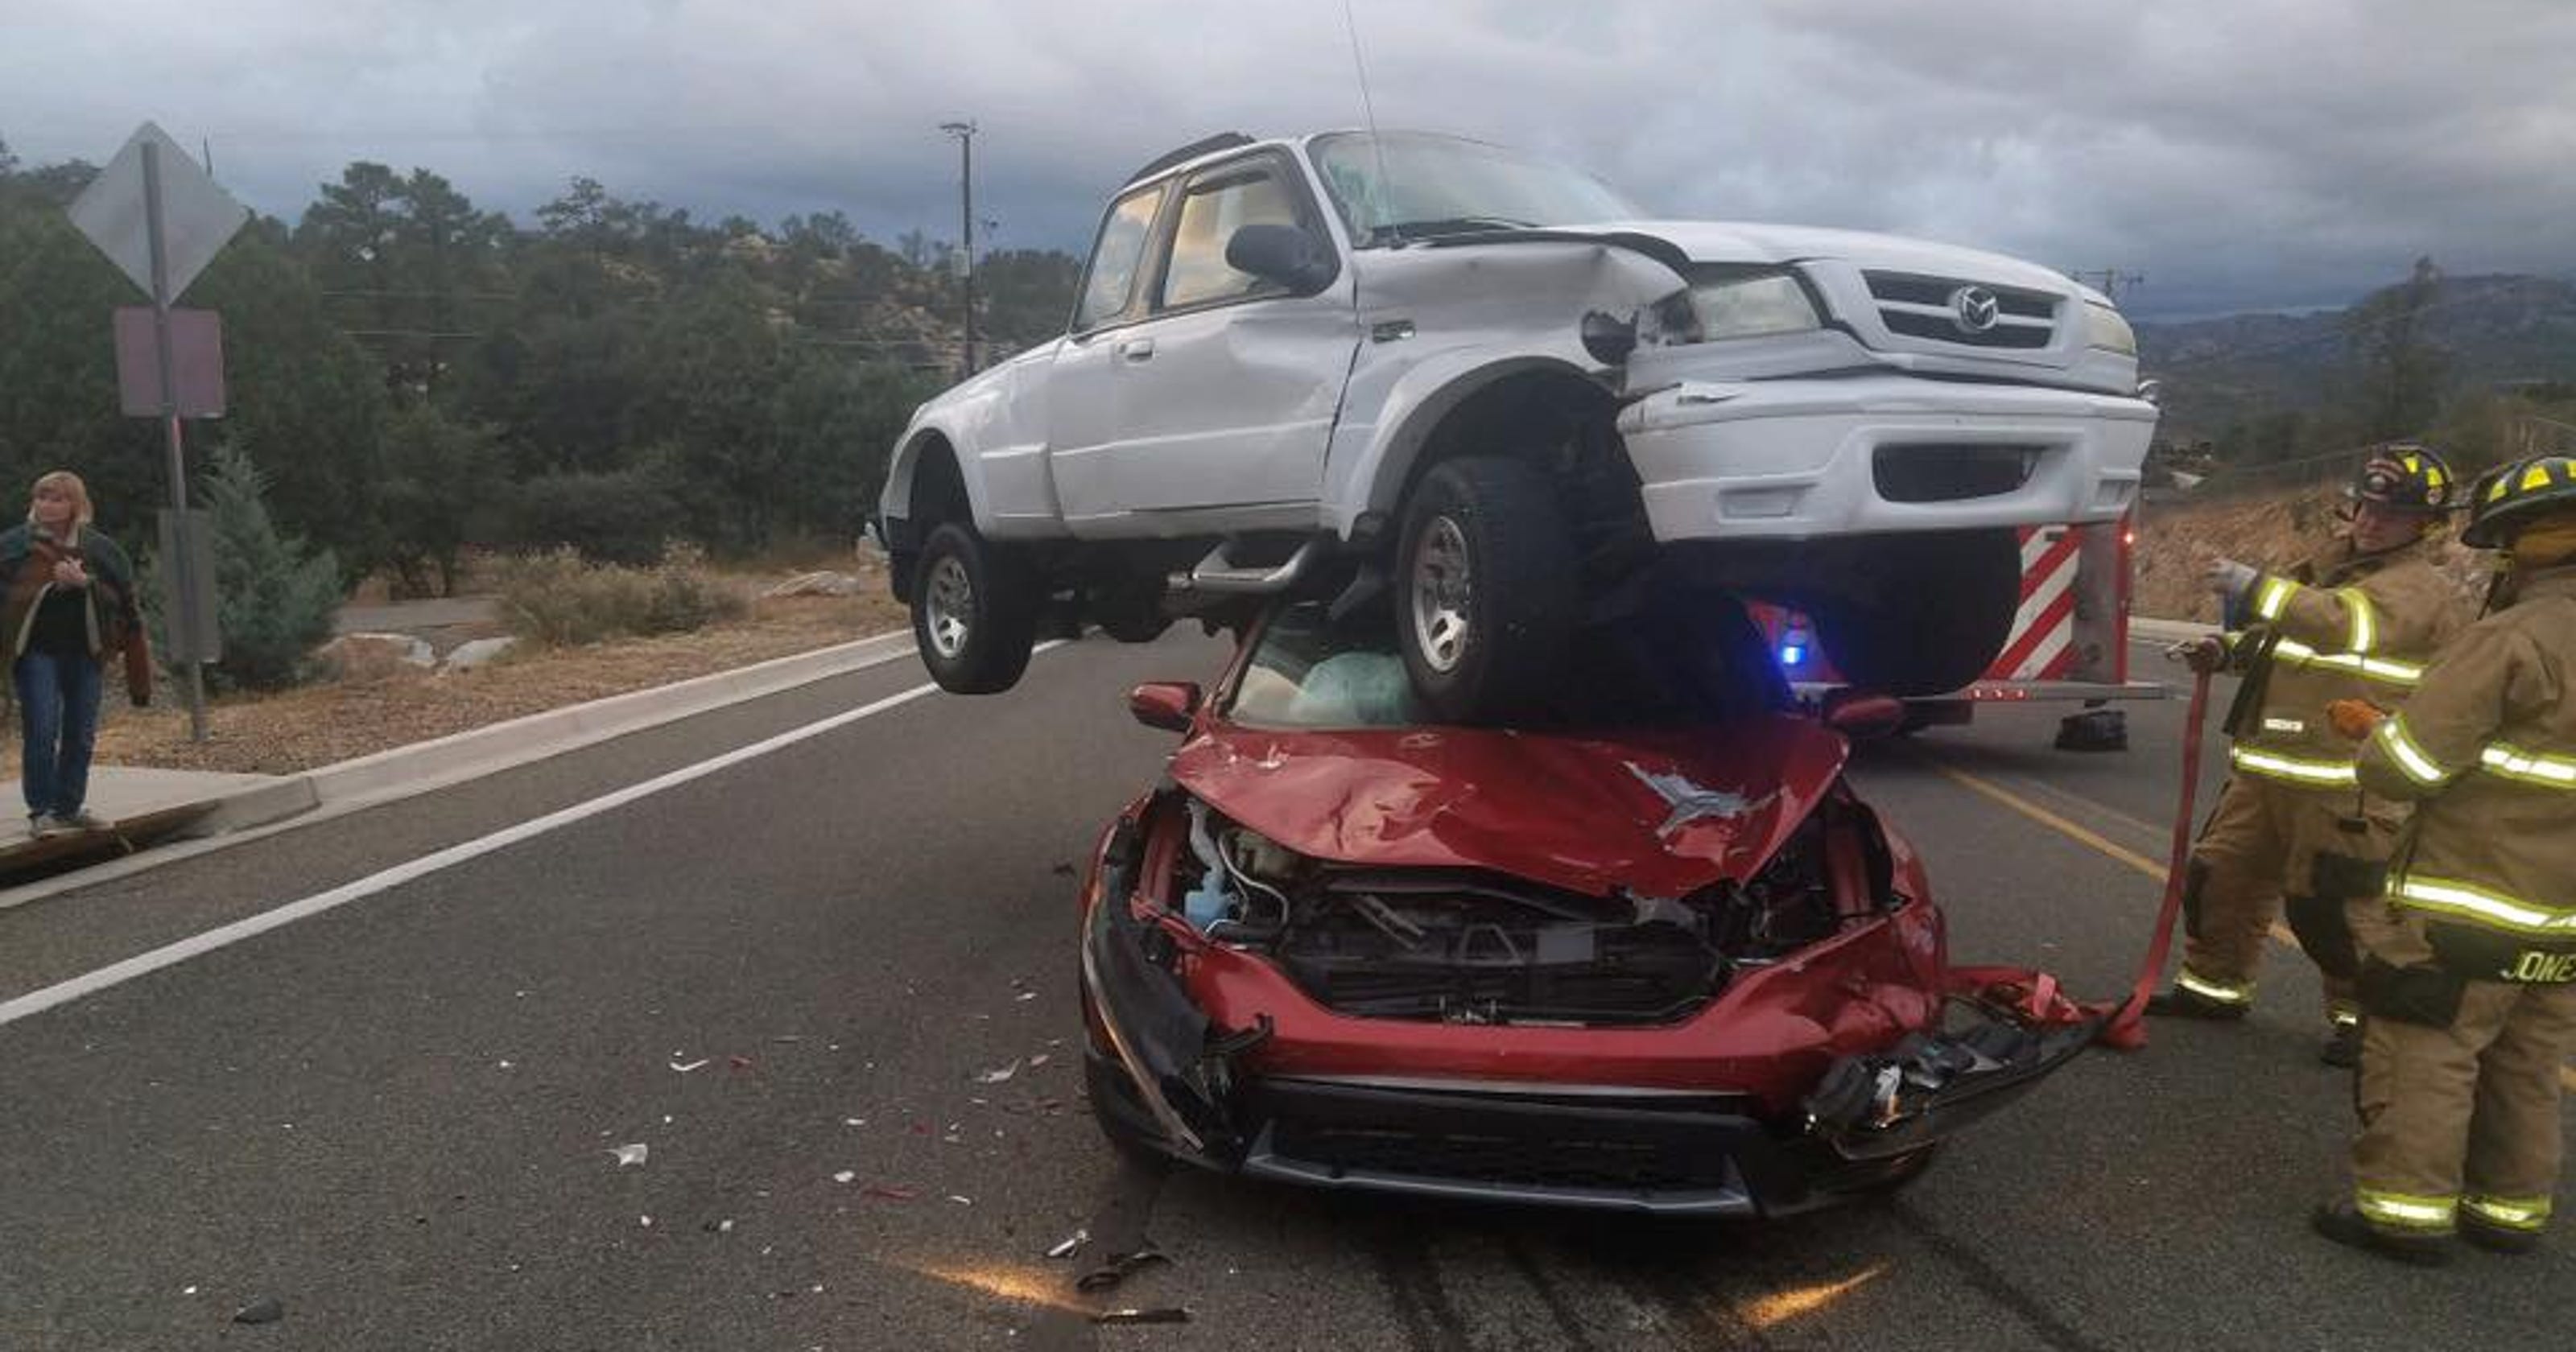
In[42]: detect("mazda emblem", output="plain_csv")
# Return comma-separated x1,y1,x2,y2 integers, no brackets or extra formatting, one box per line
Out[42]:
1950,286,2001,334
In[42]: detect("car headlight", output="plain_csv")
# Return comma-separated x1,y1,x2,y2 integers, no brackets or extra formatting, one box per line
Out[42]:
1650,267,1823,344
2084,302,2136,357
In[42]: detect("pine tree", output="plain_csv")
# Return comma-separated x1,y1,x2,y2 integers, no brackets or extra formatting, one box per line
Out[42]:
156,443,343,690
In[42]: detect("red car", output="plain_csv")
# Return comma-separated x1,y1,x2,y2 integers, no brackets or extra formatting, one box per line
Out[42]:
1080,592,2099,1216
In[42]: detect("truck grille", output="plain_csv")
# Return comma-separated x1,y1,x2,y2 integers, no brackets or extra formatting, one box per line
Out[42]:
1864,271,2059,351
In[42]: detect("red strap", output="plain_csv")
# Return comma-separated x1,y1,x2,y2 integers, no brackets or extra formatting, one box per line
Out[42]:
2096,666,2214,1050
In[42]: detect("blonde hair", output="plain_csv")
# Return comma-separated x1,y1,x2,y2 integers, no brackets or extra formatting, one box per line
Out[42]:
27,470,93,530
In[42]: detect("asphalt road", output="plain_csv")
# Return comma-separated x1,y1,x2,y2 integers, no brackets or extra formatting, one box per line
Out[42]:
2,630,2570,1350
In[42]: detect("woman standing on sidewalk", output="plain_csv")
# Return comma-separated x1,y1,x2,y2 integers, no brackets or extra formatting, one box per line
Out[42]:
2,471,152,836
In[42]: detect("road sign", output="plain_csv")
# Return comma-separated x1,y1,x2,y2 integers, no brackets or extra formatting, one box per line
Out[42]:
66,122,248,303
114,308,224,418
155,509,223,665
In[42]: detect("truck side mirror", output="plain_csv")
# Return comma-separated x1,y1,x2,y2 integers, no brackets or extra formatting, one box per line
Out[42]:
1225,225,1339,296
1822,689,1907,741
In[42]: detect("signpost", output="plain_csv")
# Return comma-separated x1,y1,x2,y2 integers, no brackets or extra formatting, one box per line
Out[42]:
66,122,249,740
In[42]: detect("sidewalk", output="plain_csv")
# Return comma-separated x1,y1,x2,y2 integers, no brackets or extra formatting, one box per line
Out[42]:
0,766,278,875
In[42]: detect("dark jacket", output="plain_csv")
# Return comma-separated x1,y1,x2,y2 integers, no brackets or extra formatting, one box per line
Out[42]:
0,522,153,704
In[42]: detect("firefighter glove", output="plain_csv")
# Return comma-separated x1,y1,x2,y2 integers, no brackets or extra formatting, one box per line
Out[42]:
2327,699,2388,740
2202,556,2258,601
2169,636,2231,674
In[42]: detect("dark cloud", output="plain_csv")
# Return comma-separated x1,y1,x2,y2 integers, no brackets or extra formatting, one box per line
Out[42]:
5,0,2569,315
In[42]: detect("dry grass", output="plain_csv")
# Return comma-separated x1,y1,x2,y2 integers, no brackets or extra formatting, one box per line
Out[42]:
75,582,910,776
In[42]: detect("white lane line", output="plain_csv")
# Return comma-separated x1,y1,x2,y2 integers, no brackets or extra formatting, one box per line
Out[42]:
0,648,1061,1029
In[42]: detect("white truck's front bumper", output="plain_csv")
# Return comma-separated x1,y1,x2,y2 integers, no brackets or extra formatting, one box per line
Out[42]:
1616,375,2157,542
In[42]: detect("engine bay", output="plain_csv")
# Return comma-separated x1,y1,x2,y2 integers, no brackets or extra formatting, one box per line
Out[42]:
1162,798,1885,1027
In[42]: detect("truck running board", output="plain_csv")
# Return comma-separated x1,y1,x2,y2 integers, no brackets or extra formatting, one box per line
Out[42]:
1170,538,1321,596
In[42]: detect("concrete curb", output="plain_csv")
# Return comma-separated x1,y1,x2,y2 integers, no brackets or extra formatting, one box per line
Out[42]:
1,629,921,911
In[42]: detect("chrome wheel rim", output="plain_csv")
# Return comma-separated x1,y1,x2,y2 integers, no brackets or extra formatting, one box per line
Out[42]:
924,554,974,660
1410,515,1472,674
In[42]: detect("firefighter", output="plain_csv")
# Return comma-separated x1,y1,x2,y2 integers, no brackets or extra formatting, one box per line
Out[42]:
2308,453,2576,1264
2150,444,2471,1066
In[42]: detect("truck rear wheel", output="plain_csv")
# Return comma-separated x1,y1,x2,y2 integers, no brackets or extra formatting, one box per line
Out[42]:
913,521,1040,694
1395,456,1579,723
1814,530,2021,696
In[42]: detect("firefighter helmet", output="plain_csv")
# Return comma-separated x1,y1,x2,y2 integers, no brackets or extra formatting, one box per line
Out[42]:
2463,455,2576,548
2347,442,2458,515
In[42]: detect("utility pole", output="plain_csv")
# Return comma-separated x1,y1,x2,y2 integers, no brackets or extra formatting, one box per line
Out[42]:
2073,268,2145,306
939,121,978,378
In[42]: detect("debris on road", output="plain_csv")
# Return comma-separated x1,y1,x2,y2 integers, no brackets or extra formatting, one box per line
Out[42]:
1076,1243,1170,1292
729,1055,755,1071
947,1194,975,1206
609,1143,650,1168
670,1058,709,1073
231,1296,285,1325
1092,1308,1190,1326
860,1185,919,1202
1027,1053,1052,1070
639,1215,654,1228
832,1170,857,1184
1045,1229,1088,1260
701,1218,736,1235
975,1061,1021,1085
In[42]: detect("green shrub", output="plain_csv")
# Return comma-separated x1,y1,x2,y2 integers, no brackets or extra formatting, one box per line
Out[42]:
498,542,746,646
143,443,344,691
505,462,683,566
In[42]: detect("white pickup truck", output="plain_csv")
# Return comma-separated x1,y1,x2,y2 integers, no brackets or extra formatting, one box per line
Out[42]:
878,130,2157,719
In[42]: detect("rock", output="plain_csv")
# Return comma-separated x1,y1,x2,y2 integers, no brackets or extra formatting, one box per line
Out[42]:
763,571,865,599
316,633,435,682
440,637,518,673
232,1296,286,1325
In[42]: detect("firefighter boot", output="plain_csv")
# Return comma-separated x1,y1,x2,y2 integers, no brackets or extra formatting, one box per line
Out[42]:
2146,985,2252,1020
2322,1018,2363,1068
2310,1202,2452,1267
2459,1213,2541,1255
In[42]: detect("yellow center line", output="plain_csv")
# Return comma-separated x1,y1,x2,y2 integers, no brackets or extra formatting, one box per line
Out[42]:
1930,757,2576,1091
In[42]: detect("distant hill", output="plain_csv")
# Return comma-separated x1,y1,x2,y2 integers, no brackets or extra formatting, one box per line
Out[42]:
2136,273,2576,442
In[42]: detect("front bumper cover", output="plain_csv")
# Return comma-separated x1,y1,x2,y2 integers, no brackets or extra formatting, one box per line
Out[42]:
1081,868,2098,1216
1616,374,2157,542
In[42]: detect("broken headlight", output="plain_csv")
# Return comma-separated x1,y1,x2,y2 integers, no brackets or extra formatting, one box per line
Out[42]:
1649,266,1823,345
2083,301,2136,357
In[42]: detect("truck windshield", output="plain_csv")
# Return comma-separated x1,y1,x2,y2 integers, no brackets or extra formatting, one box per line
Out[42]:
1307,132,1644,245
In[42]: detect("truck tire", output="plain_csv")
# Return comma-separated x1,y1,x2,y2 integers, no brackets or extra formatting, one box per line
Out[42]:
1815,530,2020,696
1090,579,1173,645
912,521,1040,694
1395,456,1579,723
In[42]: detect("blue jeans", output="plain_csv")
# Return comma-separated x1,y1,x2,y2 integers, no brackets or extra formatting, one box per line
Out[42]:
16,651,101,818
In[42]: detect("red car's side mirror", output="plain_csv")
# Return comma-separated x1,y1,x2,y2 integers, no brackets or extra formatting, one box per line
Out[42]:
1823,690,1907,741
1128,682,1202,734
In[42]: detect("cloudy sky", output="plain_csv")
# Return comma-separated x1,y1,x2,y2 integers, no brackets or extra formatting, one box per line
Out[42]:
6,0,2571,316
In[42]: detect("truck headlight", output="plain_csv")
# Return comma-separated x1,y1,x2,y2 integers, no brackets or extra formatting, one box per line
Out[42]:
2084,303,2136,357
1651,267,1823,344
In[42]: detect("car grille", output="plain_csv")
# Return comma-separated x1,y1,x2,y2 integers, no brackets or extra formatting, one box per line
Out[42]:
1274,1120,1730,1190
1873,443,2039,503
1252,1080,1770,1194
1864,270,2059,350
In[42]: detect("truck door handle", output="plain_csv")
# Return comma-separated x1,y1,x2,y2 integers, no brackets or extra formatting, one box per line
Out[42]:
1117,338,1155,363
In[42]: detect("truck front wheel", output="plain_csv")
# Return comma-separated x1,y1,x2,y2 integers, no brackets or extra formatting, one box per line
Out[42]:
913,521,1041,694
1395,457,1579,723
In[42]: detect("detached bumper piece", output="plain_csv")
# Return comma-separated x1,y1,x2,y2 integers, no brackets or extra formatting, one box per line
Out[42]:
1802,990,2096,1163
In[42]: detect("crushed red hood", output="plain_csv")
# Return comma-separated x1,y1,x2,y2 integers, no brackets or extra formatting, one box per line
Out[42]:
1168,716,1851,897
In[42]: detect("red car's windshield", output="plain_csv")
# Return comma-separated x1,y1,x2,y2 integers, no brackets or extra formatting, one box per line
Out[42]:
1227,596,1788,732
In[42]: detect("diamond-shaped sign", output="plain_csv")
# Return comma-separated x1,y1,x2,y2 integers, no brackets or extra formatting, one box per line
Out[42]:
66,122,250,303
